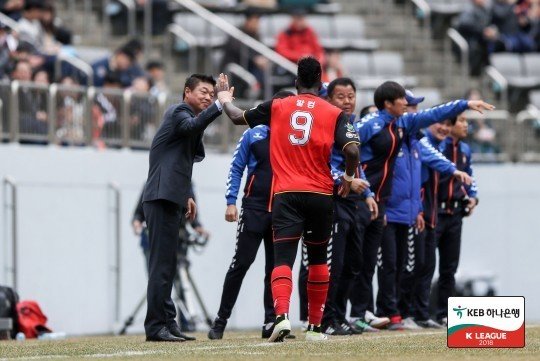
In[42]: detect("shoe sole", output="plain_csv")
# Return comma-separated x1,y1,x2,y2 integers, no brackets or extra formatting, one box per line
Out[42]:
370,319,391,329
305,332,329,341
268,320,291,342
207,331,224,340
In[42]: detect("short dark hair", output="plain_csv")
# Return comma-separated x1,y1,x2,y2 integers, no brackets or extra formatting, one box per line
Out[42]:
373,81,406,110
124,38,143,55
359,105,376,118
327,77,356,98
449,113,464,126
24,0,44,11
116,47,136,62
183,74,216,99
146,60,164,71
296,56,321,90
273,90,295,99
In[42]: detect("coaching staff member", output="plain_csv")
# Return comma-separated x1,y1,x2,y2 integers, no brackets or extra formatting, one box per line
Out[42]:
143,74,228,342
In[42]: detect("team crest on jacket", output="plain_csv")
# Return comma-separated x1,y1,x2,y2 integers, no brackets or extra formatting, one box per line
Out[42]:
413,150,419,159
463,154,467,164
398,127,404,139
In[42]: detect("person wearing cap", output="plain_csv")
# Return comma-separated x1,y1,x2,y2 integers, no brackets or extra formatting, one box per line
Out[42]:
375,90,473,330
346,81,493,332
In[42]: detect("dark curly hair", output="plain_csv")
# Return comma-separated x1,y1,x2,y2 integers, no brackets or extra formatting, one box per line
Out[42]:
296,56,321,90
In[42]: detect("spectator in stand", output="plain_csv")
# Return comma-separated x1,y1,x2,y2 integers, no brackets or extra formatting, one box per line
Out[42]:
0,22,18,80
56,76,86,146
92,73,122,148
456,0,492,76
489,0,535,53
221,9,269,92
0,0,24,21
146,60,169,96
32,67,50,85
17,0,45,52
465,88,498,154
323,50,344,83
41,3,73,48
275,8,325,66
11,59,48,138
92,46,143,88
528,0,540,50
129,76,157,141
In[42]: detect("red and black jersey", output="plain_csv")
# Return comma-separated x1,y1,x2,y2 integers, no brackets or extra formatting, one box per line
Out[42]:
243,93,359,195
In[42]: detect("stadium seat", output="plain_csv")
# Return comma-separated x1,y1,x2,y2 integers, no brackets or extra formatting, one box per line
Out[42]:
356,90,375,114
343,51,418,89
425,0,468,16
530,90,540,110
74,46,111,65
412,87,442,109
490,53,539,88
523,54,540,79
334,15,379,51
306,15,344,49
173,13,230,47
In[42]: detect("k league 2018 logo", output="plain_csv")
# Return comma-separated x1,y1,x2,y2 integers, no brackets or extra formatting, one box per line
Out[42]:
447,297,525,348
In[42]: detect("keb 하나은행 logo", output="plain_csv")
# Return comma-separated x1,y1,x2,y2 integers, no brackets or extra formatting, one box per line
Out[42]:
447,297,525,348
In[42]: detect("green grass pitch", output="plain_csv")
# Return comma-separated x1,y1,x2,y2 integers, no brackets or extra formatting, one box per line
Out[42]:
0,326,538,360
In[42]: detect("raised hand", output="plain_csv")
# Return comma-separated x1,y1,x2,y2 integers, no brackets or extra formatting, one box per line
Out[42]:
217,73,235,104
467,100,495,114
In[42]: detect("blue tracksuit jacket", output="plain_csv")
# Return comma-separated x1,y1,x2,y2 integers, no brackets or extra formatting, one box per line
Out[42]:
225,125,272,212
354,100,469,203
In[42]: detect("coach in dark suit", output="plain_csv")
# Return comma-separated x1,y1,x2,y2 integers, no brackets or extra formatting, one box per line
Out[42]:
142,74,229,342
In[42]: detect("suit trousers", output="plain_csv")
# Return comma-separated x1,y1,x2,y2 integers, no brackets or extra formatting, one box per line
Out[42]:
143,199,183,338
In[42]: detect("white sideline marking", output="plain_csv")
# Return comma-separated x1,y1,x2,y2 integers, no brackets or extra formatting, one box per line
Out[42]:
2,326,538,360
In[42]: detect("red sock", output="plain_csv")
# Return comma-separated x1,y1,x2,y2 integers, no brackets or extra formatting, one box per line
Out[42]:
271,265,293,316
307,264,330,326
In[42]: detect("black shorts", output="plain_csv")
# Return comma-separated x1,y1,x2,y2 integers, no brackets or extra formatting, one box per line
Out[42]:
272,192,333,245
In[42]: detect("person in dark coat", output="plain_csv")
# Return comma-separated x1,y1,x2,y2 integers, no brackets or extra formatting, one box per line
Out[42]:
142,73,228,342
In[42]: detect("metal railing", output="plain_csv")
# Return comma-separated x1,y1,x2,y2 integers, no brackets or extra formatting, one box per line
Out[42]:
0,80,256,151
407,0,433,68
483,65,509,109
2,177,18,291
108,182,121,324
0,11,19,32
444,28,469,95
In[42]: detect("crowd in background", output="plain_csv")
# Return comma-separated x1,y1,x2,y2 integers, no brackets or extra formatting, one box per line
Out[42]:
456,0,540,75
0,0,526,155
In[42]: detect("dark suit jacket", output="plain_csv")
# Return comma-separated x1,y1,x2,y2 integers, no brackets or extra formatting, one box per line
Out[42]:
142,101,221,207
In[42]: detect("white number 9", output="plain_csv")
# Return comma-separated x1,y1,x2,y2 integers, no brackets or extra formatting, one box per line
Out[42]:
289,111,313,146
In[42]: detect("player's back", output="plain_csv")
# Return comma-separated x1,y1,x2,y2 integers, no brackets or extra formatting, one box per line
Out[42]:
269,93,342,195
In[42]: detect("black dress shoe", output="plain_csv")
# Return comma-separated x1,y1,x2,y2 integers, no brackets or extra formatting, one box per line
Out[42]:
168,323,196,341
146,326,185,342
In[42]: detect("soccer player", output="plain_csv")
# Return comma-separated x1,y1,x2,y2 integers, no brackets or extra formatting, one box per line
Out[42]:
435,112,479,326
322,77,375,335
377,91,472,330
218,57,360,341
208,91,294,340
407,118,454,328
348,81,493,330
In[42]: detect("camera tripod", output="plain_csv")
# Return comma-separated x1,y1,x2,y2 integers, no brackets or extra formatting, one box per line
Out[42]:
118,228,213,335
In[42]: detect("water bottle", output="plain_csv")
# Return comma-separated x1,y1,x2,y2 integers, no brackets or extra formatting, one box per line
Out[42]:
37,332,67,340
16,332,26,341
